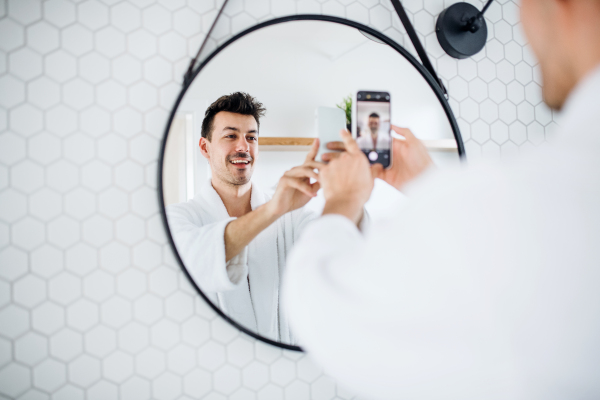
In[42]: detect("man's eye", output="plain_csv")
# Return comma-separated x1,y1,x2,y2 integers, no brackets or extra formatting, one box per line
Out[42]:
248,136,257,141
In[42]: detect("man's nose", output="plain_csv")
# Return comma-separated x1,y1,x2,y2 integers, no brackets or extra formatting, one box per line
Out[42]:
235,136,250,152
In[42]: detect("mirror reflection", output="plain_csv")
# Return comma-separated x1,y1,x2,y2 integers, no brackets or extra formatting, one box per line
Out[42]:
162,20,460,346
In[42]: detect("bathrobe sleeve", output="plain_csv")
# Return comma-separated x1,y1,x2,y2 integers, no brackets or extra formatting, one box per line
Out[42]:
166,203,249,293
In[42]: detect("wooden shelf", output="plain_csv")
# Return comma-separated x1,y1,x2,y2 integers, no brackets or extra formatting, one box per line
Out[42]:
258,137,458,152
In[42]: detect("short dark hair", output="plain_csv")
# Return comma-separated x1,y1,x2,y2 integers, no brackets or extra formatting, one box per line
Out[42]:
201,92,266,141
369,113,380,119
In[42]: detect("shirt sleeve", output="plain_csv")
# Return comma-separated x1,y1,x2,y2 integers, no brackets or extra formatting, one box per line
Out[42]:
166,204,248,293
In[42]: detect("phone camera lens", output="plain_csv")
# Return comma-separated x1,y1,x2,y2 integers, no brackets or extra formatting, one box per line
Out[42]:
358,94,361,99
386,96,390,100
376,95,380,99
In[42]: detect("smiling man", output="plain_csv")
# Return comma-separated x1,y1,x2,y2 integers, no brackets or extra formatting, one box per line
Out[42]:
166,92,325,343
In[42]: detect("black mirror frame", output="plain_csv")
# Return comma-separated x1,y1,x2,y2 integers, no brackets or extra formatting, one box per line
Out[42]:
158,14,466,352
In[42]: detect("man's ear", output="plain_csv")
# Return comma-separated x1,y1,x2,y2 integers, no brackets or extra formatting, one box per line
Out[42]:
199,137,210,160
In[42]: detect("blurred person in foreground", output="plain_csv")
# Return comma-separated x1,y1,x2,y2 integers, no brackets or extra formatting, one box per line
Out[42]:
283,0,600,398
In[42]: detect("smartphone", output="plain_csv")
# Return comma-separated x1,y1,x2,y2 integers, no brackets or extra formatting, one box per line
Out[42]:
356,91,392,168
315,106,346,162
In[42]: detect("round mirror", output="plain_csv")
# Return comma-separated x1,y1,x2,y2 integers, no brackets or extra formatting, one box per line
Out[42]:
160,16,464,351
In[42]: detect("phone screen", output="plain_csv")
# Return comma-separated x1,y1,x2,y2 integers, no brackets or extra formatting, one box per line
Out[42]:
356,91,391,168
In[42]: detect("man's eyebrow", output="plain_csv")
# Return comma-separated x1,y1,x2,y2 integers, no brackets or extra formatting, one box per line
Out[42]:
223,126,240,132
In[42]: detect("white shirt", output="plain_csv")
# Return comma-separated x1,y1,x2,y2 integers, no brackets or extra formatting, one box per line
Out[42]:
167,180,317,343
356,128,391,150
283,65,600,400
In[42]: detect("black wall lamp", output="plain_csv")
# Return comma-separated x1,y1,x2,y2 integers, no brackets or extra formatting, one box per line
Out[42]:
436,0,495,59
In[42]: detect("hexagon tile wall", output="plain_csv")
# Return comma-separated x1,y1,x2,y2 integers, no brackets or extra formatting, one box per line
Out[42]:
0,0,556,399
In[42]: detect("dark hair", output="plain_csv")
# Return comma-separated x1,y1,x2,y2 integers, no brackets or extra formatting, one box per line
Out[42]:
201,92,266,141
369,113,380,119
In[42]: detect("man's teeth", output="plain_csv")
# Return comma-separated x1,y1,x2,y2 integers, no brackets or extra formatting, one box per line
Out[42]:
231,160,249,164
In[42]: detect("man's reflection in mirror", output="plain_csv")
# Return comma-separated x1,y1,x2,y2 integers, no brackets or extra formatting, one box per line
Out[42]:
356,113,391,151
166,92,324,343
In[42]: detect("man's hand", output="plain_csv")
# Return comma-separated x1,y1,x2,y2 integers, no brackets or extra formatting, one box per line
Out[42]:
267,138,323,218
319,130,375,224
372,125,433,190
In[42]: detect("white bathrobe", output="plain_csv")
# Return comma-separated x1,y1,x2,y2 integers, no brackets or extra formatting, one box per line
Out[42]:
283,66,600,399
166,180,317,344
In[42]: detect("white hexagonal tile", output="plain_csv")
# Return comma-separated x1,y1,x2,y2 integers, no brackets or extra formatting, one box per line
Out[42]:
62,24,94,56
15,332,48,367
515,61,533,85
33,359,67,392
116,268,146,300
143,57,173,86
62,133,94,165
128,30,157,61
63,79,94,111
95,26,126,58
68,354,101,387
198,342,225,370
80,106,111,137
114,54,143,84
49,329,83,362
258,383,283,400
79,0,109,31
0,75,25,108
97,134,127,166
103,351,134,383
485,38,504,63
153,371,183,399
459,98,478,123
230,12,255,34
28,77,60,109
46,105,77,137
83,270,114,303
133,293,163,325
0,247,28,281
115,214,145,245
214,365,241,395
27,21,60,55
148,266,178,296
96,81,127,111
166,344,196,375
499,100,517,124
0,281,9,309
517,101,535,125
97,188,127,220
142,4,171,35
101,296,132,328
493,20,512,44
0,364,31,398
32,302,64,335
79,53,110,84
491,121,509,144
225,336,254,368
84,325,116,358
82,215,113,247
120,376,151,400
118,321,149,354
14,274,47,308
65,241,98,277
509,120,527,145
48,272,82,306
346,3,369,25
285,381,310,400
29,190,62,224
158,32,187,61
0,133,26,168
296,356,322,383
9,217,43,251
64,188,96,221
527,121,545,145
67,298,99,332
11,160,44,193
47,215,80,249
488,79,507,104
173,9,202,37
132,239,161,271
10,104,43,136
183,368,211,398
480,99,499,123
476,58,496,83
468,78,487,103
471,120,490,144
112,3,141,33
135,347,166,379
8,0,41,24
44,0,76,28
311,376,336,400
129,82,158,112
100,242,130,273
87,380,118,400
45,50,77,83
0,18,25,52
115,160,144,191
81,160,112,192
150,319,179,350
496,59,515,84
130,134,159,165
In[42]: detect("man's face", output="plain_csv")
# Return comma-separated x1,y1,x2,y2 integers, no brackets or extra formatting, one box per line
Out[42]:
368,116,380,132
201,111,258,186
520,0,574,110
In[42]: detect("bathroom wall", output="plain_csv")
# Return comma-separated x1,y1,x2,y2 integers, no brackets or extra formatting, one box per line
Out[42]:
0,0,556,399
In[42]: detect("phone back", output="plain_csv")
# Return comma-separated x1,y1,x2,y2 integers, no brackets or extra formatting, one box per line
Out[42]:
316,106,346,162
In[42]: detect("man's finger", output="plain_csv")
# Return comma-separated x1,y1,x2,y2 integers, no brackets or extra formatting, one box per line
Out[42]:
284,166,319,181
306,138,319,162
286,177,317,198
339,129,361,154
391,125,416,141
326,141,345,151
302,160,326,170
321,152,342,162
371,163,384,179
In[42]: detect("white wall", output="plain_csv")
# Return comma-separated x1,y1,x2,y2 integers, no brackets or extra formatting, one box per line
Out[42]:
0,0,557,399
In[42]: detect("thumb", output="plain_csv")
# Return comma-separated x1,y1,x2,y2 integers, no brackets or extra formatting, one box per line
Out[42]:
371,163,384,179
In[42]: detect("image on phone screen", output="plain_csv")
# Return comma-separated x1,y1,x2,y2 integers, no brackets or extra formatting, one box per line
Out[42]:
356,91,391,168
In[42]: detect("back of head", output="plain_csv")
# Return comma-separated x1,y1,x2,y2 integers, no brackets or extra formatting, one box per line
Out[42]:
201,92,266,141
